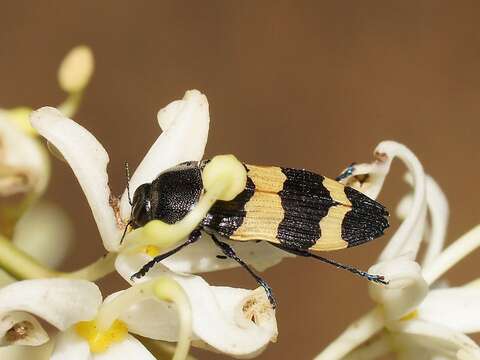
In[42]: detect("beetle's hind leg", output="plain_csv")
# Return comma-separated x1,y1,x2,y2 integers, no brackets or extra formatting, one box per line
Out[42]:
131,228,202,281
272,244,388,285
211,235,277,309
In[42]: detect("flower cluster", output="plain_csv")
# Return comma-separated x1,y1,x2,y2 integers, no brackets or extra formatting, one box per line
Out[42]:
1,45,479,360
0,48,281,359
316,142,480,360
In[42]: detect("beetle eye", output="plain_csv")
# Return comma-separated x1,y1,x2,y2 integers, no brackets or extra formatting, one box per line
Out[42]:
131,183,152,228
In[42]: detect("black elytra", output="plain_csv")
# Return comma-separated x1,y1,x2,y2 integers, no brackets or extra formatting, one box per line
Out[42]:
128,160,390,308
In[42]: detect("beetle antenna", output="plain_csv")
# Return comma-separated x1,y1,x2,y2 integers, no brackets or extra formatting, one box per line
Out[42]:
125,161,132,206
120,220,132,245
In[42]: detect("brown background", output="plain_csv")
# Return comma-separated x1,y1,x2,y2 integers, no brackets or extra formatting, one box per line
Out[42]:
1,1,480,359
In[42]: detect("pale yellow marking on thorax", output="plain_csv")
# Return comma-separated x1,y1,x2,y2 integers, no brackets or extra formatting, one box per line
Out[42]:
322,177,352,206
230,165,286,242
314,205,349,251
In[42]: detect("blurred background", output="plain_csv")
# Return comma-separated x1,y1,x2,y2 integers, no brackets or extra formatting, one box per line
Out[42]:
1,1,480,358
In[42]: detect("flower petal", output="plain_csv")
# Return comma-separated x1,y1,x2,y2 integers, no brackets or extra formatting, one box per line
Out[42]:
93,334,156,360
116,259,277,357
417,287,480,334
30,107,121,251
390,333,447,360
119,90,210,219
368,257,428,321
421,176,449,268
0,279,101,346
388,319,480,359
0,113,49,197
315,308,384,360
342,332,391,360
0,342,53,360
167,237,293,273
338,141,427,261
125,233,293,274
13,201,73,268
50,328,91,360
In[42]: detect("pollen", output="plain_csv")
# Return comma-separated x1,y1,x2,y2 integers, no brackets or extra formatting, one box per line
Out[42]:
140,245,161,257
75,319,128,353
400,310,418,322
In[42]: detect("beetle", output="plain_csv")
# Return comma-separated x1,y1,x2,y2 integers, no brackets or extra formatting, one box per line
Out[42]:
126,160,389,307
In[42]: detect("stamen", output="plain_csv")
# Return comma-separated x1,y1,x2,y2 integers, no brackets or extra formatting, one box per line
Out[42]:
153,277,192,360
57,46,94,118
122,154,246,251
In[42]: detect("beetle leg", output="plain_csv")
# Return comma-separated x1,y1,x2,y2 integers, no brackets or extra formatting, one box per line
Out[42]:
211,235,277,308
131,228,202,280
272,244,388,285
335,162,356,181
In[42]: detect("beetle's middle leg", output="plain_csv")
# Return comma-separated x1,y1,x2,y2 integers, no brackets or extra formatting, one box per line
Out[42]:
272,243,388,285
211,235,277,308
131,228,202,280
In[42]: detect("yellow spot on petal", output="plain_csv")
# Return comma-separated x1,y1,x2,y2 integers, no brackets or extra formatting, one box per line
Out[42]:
400,310,418,322
75,319,128,353
141,245,161,257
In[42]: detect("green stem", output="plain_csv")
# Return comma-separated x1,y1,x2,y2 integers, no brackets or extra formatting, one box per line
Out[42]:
0,234,116,281
0,234,56,279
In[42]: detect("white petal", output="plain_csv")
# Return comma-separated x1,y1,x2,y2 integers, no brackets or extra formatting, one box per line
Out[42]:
93,334,155,360
342,332,390,360
421,176,449,268
0,342,53,360
119,90,210,219
50,328,91,360
423,225,480,285
0,312,48,346
338,141,427,261
0,279,101,346
0,114,49,196
374,143,426,261
117,260,277,357
138,233,292,274
390,333,445,360
388,319,480,358
315,308,384,360
30,107,121,251
368,257,428,321
417,287,480,334
13,201,73,268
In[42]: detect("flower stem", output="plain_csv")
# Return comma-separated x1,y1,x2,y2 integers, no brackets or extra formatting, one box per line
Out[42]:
0,234,116,281
423,225,480,285
314,307,384,360
0,234,57,279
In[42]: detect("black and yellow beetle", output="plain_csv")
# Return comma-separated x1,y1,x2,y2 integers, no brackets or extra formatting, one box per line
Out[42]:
127,160,389,307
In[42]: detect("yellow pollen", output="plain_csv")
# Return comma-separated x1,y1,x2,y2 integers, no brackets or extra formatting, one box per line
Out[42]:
400,310,418,322
75,319,128,353
140,245,161,257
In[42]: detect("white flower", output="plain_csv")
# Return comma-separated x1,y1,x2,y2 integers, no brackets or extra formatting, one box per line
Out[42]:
30,90,291,271
316,141,480,360
0,112,49,199
0,269,277,359
29,90,280,357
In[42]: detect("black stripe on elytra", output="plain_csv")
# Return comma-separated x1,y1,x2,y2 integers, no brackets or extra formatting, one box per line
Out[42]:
277,168,334,250
202,176,256,237
341,187,390,247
